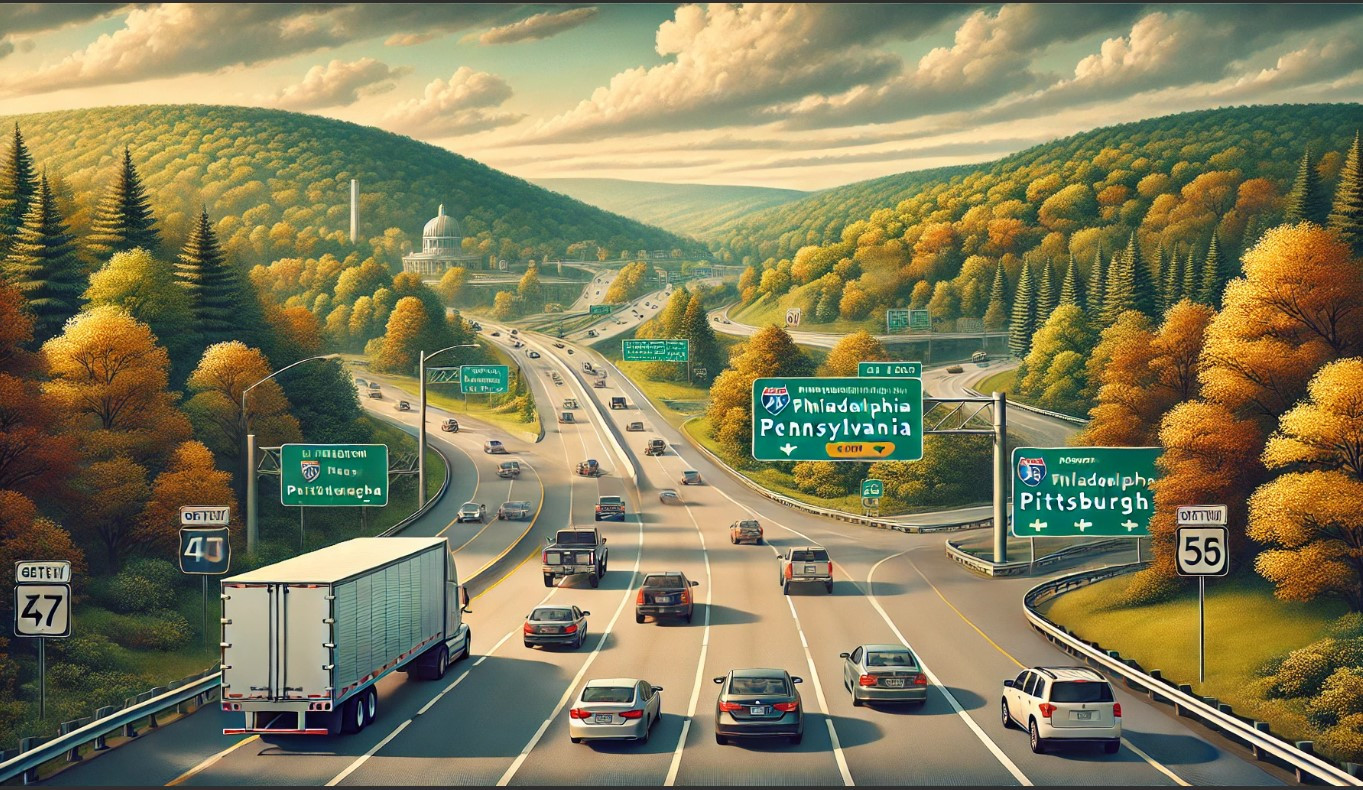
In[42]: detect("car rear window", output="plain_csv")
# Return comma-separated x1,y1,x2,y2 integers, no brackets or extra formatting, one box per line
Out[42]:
643,574,684,587
790,549,829,562
557,532,596,545
865,651,916,668
599,496,622,505
1049,680,1114,702
532,608,572,621
730,677,789,696
582,687,634,703
737,521,760,529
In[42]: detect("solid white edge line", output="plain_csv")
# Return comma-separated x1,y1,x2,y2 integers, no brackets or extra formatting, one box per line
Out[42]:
784,596,854,787
866,553,1032,787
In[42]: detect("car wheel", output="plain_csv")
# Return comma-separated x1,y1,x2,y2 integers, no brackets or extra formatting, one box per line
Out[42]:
635,613,645,624
576,631,585,649
458,629,471,661
1000,699,1012,729
571,737,582,744
543,573,554,587
1104,740,1120,754
782,582,790,596
588,573,599,588
524,640,533,649
1029,719,1045,754
684,610,693,624
825,581,833,594
715,734,727,745
730,536,736,544
851,692,863,707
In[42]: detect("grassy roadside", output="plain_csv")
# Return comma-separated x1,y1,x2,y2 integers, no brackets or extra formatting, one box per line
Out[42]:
1039,572,1346,745
976,367,1017,396
732,293,885,335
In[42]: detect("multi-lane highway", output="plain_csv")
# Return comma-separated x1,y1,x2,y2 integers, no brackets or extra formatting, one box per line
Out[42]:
47,325,1287,787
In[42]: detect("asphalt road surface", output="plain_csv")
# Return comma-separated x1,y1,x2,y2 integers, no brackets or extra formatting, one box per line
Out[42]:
47,328,1285,788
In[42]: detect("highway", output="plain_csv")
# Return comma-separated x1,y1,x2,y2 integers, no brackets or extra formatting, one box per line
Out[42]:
707,304,1009,348
44,327,1286,787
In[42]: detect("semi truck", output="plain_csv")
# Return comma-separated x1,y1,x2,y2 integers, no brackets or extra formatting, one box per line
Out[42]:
220,537,471,738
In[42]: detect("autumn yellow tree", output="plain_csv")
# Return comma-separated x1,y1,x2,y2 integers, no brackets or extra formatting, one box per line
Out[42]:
373,296,427,374
1017,304,1094,415
43,306,192,465
140,440,239,553
707,325,812,460
818,331,888,376
1250,360,1363,609
267,304,323,359
491,290,519,320
184,341,301,470
74,454,150,568
436,266,468,304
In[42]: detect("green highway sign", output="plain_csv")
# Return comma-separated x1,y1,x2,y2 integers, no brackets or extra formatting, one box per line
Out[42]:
622,339,689,362
281,444,388,507
751,377,923,462
909,309,930,331
862,479,883,498
590,304,613,315
887,309,909,332
460,365,509,394
859,361,922,378
1011,446,1161,537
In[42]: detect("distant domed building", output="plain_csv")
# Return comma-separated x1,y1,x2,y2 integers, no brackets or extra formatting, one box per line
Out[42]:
402,204,481,278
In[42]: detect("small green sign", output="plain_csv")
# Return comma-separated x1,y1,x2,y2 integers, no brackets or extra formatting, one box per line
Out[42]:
460,365,509,394
909,309,930,330
590,304,613,315
859,361,922,378
622,339,689,362
887,309,910,331
862,479,883,498
281,444,388,507
1011,446,1161,537
751,377,923,462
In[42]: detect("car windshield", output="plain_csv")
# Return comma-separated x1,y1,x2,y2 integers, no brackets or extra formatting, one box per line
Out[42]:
866,651,915,667
643,574,684,587
531,608,573,622
1049,681,1114,703
790,549,829,562
729,677,789,696
582,687,634,704
488,441,502,447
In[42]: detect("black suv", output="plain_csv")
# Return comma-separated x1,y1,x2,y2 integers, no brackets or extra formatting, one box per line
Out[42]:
635,571,699,624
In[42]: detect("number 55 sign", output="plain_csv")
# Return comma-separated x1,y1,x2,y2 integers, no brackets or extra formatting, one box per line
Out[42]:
179,527,232,575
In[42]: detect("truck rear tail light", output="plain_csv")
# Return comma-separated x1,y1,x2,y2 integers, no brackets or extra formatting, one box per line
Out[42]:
718,701,743,712
620,709,643,719
680,588,691,605
1038,703,1056,719
859,674,878,687
828,562,833,577
636,589,646,604
1113,703,1122,718
913,674,928,686
773,702,799,712
569,708,589,719
784,564,792,580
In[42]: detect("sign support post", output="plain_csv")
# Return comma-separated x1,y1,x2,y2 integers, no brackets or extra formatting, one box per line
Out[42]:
1199,576,1206,683
993,391,1008,564
38,636,45,720
202,575,209,652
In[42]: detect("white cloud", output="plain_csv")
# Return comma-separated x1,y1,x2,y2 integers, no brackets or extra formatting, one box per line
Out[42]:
385,32,439,47
268,58,410,111
382,66,525,137
478,7,599,45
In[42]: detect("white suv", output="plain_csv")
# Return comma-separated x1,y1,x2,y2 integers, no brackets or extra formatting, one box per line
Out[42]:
1001,667,1120,754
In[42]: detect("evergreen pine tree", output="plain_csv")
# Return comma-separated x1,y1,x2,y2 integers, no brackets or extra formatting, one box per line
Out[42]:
86,146,161,260
1284,149,1330,224
1328,131,1363,255
1085,247,1105,314
1035,257,1057,319
176,207,240,346
1181,245,1200,306
982,260,1008,330
1,174,84,343
1197,232,1223,306
1008,260,1037,358
1124,233,1157,318
0,124,38,259
1058,253,1084,309
1156,246,1176,310
1101,251,1134,325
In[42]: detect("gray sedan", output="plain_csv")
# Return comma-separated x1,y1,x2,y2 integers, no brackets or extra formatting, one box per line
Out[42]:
524,605,589,649
713,668,803,745
569,678,662,743
840,644,929,706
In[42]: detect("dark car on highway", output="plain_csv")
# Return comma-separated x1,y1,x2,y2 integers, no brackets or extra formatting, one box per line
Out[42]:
635,572,698,624
713,669,804,745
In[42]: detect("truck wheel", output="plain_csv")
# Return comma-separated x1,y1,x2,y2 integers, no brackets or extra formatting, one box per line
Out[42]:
588,573,600,588
342,696,364,734
782,582,791,596
457,628,471,662
364,688,377,728
431,646,449,681
543,573,554,587
825,581,834,594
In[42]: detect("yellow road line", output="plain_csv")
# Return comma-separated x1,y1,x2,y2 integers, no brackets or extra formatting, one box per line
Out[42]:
900,550,1025,669
165,734,258,786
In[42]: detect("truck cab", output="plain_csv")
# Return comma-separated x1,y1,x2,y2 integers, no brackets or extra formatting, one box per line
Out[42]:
779,546,833,595
541,528,608,588
595,495,626,521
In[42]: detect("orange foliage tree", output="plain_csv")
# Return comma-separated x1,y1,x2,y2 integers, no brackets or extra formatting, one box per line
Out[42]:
184,341,302,470
0,281,77,498
0,490,86,620
139,440,239,553
818,331,889,377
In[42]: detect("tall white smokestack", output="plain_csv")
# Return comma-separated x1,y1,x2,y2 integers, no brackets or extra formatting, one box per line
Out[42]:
350,179,358,243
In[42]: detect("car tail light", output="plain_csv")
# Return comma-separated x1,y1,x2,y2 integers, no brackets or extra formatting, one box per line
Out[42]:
680,588,691,605
828,561,833,577
913,674,928,686
1038,703,1056,719
1113,702,1122,718
569,708,589,719
523,623,534,634
718,701,743,712
636,589,645,604
859,674,878,687
784,563,792,580
563,624,578,634
774,701,799,712
620,709,644,719
541,551,550,564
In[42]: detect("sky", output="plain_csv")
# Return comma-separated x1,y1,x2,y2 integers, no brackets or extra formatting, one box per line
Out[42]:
1,3,1362,191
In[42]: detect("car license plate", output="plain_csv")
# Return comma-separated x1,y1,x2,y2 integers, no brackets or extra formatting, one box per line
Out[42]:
1076,711,1092,720
657,595,675,604
749,706,767,715
594,714,612,724
803,565,817,574
883,678,905,688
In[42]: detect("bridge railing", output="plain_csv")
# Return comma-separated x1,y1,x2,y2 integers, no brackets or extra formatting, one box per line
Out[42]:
945,536,1136,577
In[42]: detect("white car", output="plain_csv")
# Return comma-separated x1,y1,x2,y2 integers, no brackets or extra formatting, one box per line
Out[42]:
1001,667,1121,754
455,502,487,523
568,678,663,744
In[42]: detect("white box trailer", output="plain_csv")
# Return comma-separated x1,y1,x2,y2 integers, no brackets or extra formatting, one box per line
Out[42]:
220,537,471,737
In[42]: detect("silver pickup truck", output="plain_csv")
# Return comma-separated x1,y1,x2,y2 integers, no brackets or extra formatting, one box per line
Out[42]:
542,528,608,588
779,546,833,594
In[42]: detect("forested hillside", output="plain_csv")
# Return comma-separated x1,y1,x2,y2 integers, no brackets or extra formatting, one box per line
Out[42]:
0,105,698,268
534,177,806,239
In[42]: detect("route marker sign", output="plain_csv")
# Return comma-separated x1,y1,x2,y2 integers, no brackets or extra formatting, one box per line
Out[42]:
179,527,232,575
622,339,689,362
280,444,389,507
858,361,922,378
460,364,509,394
862,479,883,498
13,583,70,638
751,376,923,462
180,506,230,526
1176,525,1229,577
590,304,613,315
785,308,802,327
1010,446,1160,537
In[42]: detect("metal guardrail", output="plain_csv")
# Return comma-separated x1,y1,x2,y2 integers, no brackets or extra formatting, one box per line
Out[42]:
677,416,989,535
945,537,1136,577
0,440,454,785
1025,564,1363,786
